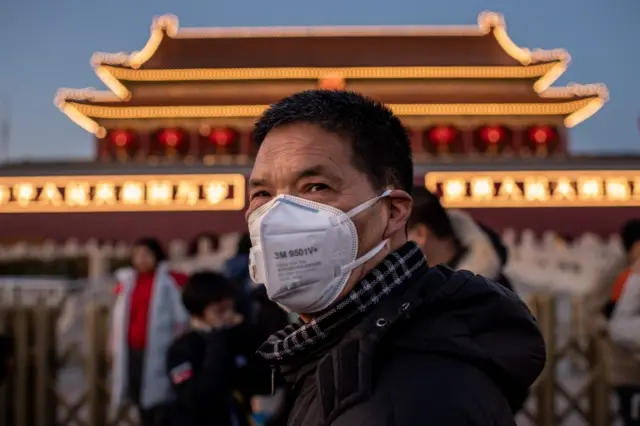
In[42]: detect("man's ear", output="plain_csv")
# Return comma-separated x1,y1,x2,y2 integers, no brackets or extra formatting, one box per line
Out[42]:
383,189,413,238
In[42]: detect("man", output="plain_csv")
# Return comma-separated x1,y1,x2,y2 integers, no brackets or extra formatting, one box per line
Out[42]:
408,186,514,291
167,271,271,426
247,90,546,426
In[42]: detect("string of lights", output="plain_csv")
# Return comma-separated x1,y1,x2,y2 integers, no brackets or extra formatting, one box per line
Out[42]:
426,171,640,208
0,174,246,213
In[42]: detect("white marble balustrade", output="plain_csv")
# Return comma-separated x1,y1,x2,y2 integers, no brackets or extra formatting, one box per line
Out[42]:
0,230,627,295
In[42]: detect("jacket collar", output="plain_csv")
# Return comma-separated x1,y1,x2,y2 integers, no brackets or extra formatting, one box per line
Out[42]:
285,265,460,424
258,242,426,363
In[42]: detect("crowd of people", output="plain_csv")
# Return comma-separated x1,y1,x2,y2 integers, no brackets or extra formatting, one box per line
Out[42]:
0,90,639,426
600,220,640,426
107,236,290,426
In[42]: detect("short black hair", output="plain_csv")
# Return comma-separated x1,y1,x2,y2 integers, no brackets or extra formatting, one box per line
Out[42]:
621,219,640,253
407,187,456,238
182,271,236,317
253,90,414,194
133,237,167,263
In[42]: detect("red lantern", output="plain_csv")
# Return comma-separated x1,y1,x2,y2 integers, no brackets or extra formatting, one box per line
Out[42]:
109,130,134,147
528,125,555,145
208,128,236,147
479,126,505,144
158,129,184,148
428,126,456,145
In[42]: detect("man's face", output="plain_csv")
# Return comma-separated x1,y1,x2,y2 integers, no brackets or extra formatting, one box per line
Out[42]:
247,123,408,305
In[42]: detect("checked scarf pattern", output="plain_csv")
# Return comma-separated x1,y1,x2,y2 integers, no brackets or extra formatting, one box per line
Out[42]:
257,242,427,362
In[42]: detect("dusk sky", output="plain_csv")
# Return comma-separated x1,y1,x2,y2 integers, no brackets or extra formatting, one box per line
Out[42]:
1,0,639,160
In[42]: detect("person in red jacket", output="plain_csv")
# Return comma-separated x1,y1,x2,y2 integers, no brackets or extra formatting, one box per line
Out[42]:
109,238,188,426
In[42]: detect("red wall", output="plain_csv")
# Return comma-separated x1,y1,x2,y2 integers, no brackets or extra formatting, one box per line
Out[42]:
0,206,636,244
0,211,247,245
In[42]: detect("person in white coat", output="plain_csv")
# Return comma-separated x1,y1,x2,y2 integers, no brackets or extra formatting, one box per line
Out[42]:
407,187,513,291
609,254,640,426
110,238,189,426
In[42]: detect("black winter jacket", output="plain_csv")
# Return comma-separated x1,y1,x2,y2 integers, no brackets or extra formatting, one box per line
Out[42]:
276,266,546,426
166,323,272,426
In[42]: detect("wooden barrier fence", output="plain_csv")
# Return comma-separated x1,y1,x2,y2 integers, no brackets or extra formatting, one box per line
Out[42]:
0,293,614,426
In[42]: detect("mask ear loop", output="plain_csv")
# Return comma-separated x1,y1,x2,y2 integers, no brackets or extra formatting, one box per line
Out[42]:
338,239,389,276
329,189,392,227
332,190,393,274
346,189,392,218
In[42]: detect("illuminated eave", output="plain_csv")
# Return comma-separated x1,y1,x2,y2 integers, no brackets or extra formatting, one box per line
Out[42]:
87,11,570,101
426,170,640,208
99,63,558,84
0,174,246,214
87,62,562,106
54,89,120,137
58,97,604,133
55,11,608,135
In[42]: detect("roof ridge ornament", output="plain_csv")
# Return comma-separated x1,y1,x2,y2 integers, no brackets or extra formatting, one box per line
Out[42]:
477,11,505,33
151,14,179,37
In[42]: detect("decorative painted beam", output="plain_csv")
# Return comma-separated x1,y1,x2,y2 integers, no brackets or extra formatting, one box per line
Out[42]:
425,170,640,208
0,174,245,213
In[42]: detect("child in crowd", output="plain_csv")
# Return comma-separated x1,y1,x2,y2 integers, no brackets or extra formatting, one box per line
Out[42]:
167,271,271,426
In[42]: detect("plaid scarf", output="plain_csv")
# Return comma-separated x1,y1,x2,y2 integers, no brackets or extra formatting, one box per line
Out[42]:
256,242,427,362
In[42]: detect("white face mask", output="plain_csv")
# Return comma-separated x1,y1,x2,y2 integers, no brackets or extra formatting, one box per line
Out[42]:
248,190,392,313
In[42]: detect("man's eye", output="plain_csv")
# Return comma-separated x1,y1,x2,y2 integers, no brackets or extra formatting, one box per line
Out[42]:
251,191,270,200
308,184,329,192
